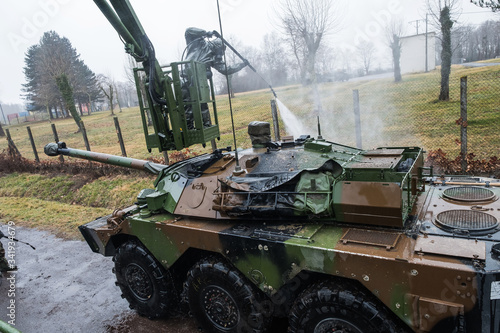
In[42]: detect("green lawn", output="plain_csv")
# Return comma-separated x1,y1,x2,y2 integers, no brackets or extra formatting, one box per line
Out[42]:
2,63,499,161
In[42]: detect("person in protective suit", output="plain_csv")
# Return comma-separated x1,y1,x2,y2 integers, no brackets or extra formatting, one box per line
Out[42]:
182,27,248,129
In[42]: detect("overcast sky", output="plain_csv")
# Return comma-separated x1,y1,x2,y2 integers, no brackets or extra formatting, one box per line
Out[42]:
0,0,496,107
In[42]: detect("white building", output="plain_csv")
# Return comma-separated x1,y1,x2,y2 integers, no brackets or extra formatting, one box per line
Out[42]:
400,32,436,74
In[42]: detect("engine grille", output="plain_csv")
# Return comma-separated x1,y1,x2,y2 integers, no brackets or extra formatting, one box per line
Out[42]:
443,186,495,202
435,210,498,234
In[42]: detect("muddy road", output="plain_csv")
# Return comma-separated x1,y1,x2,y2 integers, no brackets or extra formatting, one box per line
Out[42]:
0,226,198,333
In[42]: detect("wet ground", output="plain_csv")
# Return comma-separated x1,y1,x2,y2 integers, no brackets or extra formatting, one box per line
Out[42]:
0,226,288,332
0,227,198,333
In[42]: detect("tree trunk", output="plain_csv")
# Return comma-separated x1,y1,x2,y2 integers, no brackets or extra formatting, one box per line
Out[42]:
306,52,317,85
439,6,453,101
392,35,402,82
109,84,115,115
78,99,84,116
56,73,82,131
116,92,122,113
46,104,53,121
0,122,5,137
59,102,68,118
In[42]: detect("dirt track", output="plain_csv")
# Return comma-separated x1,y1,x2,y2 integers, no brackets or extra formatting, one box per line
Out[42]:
0,226,198,333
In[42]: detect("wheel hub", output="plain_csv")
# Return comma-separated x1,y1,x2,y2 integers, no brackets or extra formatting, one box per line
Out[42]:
125,263,153,301
202,285,239,330
314,318,363,333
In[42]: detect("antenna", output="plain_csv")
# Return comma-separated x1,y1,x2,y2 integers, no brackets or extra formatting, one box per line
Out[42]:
317,116,323,140
216,0,243,175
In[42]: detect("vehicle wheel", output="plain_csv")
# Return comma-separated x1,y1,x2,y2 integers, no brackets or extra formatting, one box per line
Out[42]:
113,240,176,318
289,281,402,333
185,257,271,333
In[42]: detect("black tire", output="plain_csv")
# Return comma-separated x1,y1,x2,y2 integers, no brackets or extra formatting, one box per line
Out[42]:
185,257,271,333
289,281,403,333
113,240,176,318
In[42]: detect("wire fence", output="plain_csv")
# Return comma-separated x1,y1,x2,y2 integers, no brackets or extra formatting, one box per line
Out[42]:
1,64,499,165
265,64,500,160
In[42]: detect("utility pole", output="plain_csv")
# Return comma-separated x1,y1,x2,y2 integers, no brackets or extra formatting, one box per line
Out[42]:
409,19,426,35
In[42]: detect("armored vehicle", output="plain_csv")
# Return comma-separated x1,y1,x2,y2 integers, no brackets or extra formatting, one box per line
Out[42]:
45,1,500,332
45,136,500,333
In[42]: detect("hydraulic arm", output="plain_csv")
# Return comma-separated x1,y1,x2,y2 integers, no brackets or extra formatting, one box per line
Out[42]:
93,0,220,152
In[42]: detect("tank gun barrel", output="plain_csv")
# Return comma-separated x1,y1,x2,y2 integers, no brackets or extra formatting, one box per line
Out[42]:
44,142,166,175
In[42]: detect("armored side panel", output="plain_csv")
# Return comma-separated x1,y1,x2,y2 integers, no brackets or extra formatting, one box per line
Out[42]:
333,147,425,227
80,173,500,332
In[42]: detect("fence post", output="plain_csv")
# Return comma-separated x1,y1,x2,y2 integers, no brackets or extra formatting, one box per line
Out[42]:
26,126,40,162
211,139,217,152
113,116,127,157
51,123,64,163
162,151,169,165
271,99,280,142
80,120,91,151
460,76,468,172
5,129,21,157
353,89,362,149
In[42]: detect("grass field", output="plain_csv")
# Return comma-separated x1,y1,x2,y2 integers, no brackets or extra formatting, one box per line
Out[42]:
2,62,499,161
1,62,499,238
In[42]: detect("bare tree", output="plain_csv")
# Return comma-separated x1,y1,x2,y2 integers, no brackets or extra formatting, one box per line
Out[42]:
124,55,139,85
125,55,153,124
450,24,474,62
114,83,122,112
261,32,289,86
222,35,243,97
386,19,405,82
276,0,342,85
356,42,376,75
426,0,461,101
472,0,500,11
338,48,354,75
316,44,338,79
98,74,115,115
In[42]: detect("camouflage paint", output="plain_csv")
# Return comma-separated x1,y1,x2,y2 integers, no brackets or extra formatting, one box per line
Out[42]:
52,140,500,332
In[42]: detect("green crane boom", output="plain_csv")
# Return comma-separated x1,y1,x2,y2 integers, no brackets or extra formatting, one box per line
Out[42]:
93,0,220,153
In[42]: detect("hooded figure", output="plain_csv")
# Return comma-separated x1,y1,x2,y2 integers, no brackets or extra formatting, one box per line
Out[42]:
182,27,248,129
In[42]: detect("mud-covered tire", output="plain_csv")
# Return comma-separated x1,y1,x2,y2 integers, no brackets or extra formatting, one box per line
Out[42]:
113,240,176,318
186,257,271,333
289,281,403,333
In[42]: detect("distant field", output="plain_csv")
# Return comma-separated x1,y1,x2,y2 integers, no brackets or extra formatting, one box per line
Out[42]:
2,63,499,162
